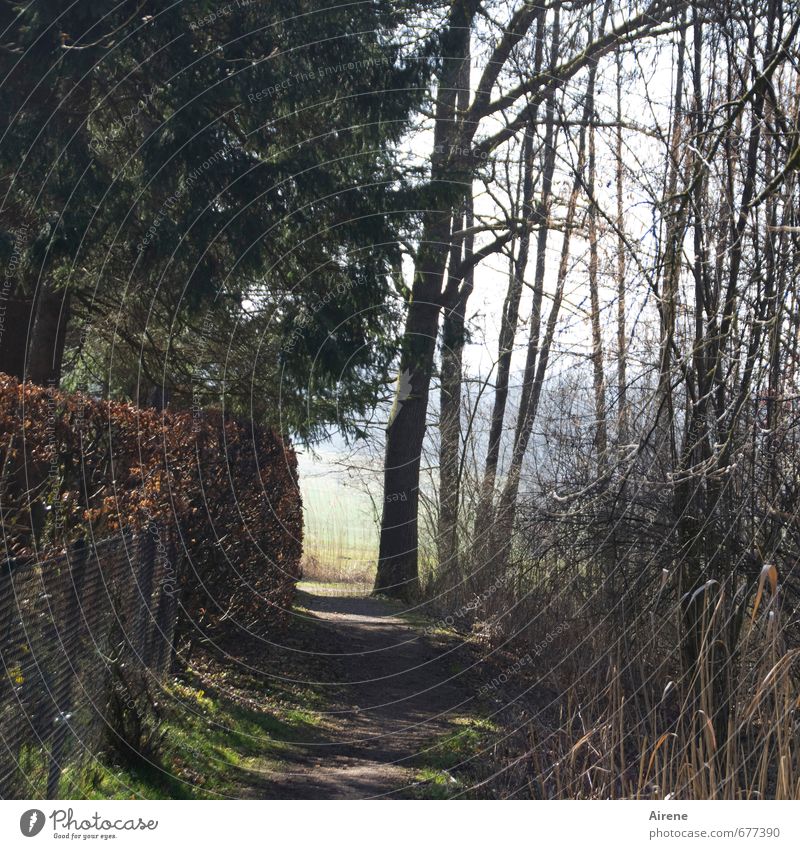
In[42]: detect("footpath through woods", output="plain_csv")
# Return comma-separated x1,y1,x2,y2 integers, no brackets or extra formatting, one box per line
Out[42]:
89,584,553,799
219,587,531,799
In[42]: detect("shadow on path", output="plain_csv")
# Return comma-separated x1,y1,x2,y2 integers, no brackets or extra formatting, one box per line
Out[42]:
243,589,481,799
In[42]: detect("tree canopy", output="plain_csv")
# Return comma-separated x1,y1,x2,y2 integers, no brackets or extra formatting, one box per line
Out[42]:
0,0,428,439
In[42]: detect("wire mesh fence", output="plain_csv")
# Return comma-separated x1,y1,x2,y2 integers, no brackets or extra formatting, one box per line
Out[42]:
0,524,182,799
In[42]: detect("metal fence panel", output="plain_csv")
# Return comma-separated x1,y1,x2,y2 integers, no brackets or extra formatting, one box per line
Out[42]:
0,526,182,799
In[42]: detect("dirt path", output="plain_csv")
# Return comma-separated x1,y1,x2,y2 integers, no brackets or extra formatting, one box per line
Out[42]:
242,589,487,799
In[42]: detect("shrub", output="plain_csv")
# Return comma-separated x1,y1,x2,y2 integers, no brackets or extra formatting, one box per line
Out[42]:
0,373,302,631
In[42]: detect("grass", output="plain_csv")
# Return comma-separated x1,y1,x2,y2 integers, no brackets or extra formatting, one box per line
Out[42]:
299,452,379,584
62,657,327,800
297,578,372,597
411,716,500,799
300,553,375,595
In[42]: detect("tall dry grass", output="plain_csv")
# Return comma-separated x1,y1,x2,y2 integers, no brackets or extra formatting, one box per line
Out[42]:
300,551,374,595
507,570,800,799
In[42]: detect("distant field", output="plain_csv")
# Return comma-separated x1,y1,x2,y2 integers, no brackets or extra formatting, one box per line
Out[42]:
297,450,379,584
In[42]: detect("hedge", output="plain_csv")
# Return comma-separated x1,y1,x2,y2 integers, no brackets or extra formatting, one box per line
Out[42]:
0,372,303,631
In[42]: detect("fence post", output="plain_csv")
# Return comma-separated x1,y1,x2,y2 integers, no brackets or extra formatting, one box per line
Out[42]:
152,527,181,673
134,526,156,662
0,556,23,795
45,538,88,800
143,523,167,669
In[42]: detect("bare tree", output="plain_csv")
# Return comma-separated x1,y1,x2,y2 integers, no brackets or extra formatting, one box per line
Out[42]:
377,0,682,598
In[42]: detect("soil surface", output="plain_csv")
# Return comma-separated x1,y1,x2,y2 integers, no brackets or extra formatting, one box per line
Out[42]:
239,589,490,799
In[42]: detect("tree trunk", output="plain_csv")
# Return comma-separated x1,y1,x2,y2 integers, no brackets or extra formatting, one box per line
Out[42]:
438,202,474,580
0,297,36,380
615,46,628,447
375,0,476,599
25,284,71,387
655,11,688,470
375,243,449,598
587,60,608,473
437,38,473,579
